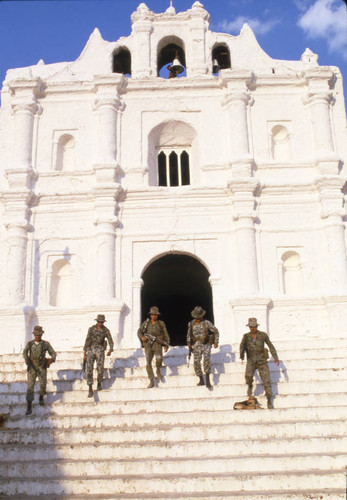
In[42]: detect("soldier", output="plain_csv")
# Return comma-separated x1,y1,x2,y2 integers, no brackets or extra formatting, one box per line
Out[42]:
240,317,279,409
138,306,170,388
83,314,114,398
187,306,219,388
23,325,56,416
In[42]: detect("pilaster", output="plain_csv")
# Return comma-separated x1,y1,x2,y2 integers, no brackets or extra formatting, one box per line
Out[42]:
303,68,340,175
315,175,347,292
189,2,209,76
221,70,255,177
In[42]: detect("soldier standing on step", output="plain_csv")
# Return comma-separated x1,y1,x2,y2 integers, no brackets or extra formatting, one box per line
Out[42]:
187,306,219,388
138,306,170,388
240,318,279,409
23,325,56,416
83,314,114,397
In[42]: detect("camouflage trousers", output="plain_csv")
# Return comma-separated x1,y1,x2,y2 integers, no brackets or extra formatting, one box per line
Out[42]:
193,342,211,376
86,345,105,386
26,366,47,403
144,343,163,380
245,359,272,397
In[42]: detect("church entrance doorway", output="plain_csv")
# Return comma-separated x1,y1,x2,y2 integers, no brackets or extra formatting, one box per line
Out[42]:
141,253,214,346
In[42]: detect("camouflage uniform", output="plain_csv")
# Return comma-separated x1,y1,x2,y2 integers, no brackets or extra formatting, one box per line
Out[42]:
240,330,278,398
187,319,219,376
23,339,56,403
137,318,170,381
84,324,114,386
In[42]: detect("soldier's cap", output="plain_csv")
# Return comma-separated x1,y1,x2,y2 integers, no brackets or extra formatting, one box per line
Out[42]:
95,314,106,323
191,306,206,319
247,318,259,327
148,306,161,316
32,325,44,336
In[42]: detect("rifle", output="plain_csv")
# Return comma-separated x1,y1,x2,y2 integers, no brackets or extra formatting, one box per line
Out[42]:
80,359,86,375
144,333,170,348
25,356,41,375
187,345,193,367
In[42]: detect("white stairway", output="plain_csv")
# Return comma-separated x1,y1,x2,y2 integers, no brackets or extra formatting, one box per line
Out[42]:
0,337,346,499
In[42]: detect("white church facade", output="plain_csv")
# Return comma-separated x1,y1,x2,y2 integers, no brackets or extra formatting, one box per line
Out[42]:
0,1,346,353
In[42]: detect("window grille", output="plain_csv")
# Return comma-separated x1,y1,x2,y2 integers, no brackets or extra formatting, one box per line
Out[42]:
157,149,190,186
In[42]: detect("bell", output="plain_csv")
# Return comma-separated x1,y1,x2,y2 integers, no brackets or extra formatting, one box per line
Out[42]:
170,56,184,74
212,58,220,73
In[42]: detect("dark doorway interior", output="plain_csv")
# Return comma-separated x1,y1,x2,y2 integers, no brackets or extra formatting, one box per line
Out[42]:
141,254,214,346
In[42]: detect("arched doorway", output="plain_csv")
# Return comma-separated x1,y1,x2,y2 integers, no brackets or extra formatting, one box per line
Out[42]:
141,254,214,346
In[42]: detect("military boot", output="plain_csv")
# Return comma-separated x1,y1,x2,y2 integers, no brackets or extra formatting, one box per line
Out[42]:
197,375,204,386
247,385,253,397
88,385,93,398
147,379,154,389
39,395,44,406
156,367,163,383
25,402,32,416
97,381,102,391
267,395,274,409
205,373,212,388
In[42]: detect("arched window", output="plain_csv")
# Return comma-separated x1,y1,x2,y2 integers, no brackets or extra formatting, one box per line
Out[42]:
271,125,292,161
158,149,190,187
56,134,75,171
49,259,73,307
113,47,131,76
212,43,231,74
148,120,197,186
281,251,303,294
157,37,186,78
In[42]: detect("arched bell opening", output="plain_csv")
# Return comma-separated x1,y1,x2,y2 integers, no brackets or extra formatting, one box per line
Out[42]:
212,43,231,74
141,253,214,346
157,38,186,78
113,46,132,76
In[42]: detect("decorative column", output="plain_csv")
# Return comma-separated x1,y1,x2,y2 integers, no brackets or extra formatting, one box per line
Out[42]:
221,70,254,177
3,78,42,305
131,4,153,78
93,75,125,303
228,178,260,295
189,2,209,76
315,176,347,292
303,68,340,175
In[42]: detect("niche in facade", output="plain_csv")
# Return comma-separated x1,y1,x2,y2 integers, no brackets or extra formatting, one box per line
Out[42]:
157,37,186,78
49,259,74,307
113,47,131,76
56,134,75,171
212,43,231,74
281,251,303,294
271,125,292,161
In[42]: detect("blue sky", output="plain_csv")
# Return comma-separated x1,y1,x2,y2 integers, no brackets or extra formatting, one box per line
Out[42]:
0,0,346,98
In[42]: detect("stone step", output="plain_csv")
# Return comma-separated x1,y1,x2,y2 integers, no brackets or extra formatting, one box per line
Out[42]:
1,378,346,405
0,470,344,496
1,371,346,394
2,337,345,362
1,392,346,416
3,404,347,430
1,435,345,461
2,491,345,500
1,362,346,384
3,344,347,367
1,419,345,446
2,452,347,477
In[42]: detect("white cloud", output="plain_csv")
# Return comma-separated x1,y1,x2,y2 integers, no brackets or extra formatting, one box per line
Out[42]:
297,0,347,58
218,16,279,36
